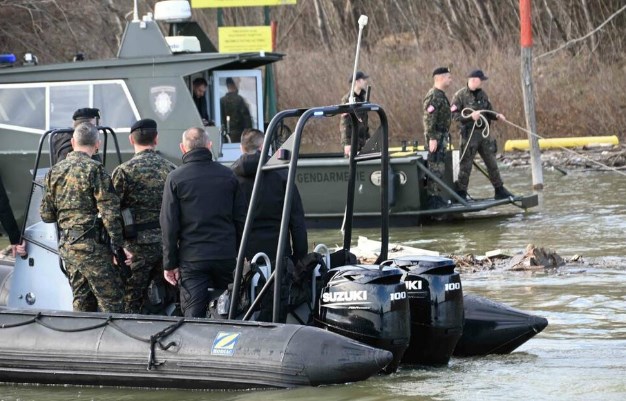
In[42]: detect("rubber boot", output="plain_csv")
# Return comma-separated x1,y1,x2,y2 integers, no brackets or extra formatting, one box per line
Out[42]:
494,186,513,200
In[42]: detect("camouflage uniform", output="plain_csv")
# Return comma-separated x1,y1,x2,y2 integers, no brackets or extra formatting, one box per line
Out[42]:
340,90,370,150
40,151,124,313
112,149,176,313
451,87,503,192
220,92,253,143
423,87,451,199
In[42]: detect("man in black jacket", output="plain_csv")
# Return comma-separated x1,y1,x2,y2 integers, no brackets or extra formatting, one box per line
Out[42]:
160,127,246,317
231,129,308,264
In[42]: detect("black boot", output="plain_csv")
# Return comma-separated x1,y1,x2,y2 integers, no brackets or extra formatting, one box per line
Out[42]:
427,195,446,209
494,186,513,200
454,189,468,203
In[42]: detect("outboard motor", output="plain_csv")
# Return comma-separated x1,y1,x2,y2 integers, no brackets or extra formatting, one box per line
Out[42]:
384,255,464,365
314,265,410,373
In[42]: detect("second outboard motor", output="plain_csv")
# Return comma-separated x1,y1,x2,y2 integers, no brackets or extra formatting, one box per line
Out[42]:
384,255,464,365
314,265,410,373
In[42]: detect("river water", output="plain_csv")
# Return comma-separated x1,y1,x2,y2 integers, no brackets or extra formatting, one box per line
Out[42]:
1,168,625,400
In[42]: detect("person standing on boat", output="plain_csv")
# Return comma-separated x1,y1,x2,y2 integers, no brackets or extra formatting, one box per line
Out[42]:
231,128,308,263
160,127,246,318
220,77,253,143
192,77,210,126
52,108,101,164
423,67,453,209
0,174,26,258
451,69,513,200
340,71,370,157
112,119,176,314
40,123,127,313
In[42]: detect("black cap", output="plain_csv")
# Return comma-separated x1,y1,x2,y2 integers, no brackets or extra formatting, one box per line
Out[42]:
468,69,488,80
349,71,369,83
432,67,450,77
225,77,235,86
72,107,100,121
131,118,157,133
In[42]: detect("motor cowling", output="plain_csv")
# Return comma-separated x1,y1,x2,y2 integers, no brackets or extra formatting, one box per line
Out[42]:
386,255,464,365
314,265,410,373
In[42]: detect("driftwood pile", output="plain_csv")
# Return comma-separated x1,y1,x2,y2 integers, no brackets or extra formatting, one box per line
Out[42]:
347,238,575,274
500,144,626,173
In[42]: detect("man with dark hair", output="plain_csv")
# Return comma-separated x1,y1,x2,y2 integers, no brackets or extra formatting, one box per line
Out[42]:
231,128,308,263
160,127,246,318
423,66,453,209
112,119,176,313
340,70,370,157
220,77,253,143
192,77,210,125
40,122,128,313
451,69,512,200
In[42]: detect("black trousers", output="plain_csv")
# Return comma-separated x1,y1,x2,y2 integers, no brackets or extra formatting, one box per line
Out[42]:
179,259,235,318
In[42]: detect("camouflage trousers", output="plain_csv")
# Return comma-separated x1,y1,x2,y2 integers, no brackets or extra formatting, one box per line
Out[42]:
59,241,124,313
456,135,503,192
123,242,164,314
426,150,446,197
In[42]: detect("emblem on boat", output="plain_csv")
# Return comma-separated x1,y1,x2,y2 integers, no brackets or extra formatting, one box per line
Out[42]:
150,86,176,120
370,171,407,187
211,332,241,356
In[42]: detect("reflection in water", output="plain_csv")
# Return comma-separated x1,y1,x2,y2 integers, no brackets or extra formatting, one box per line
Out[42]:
309,168,626,258
2,169,625,400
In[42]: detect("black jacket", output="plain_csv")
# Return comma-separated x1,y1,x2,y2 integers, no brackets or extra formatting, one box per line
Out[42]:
161,148,246,269
231,151,308,262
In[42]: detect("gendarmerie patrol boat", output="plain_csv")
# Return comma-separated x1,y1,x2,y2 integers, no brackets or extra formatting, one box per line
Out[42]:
0,97,547,389
0,0,538,229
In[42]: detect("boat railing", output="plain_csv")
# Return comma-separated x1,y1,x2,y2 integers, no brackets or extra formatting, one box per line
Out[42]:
20,126,125,268
230,102,390,322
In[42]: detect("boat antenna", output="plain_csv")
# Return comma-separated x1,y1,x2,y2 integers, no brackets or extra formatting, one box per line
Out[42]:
133,0,140,22
348,15,368,104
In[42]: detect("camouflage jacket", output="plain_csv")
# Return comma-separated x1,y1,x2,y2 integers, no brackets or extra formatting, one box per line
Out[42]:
423,87,451,142
340,90,370,147
220,92,253,133
40,151,123,247
451,86,496,133
112,149,176,244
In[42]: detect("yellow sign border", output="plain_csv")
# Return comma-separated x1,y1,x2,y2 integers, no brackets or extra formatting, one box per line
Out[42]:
219,26,273,53
192,0,296,8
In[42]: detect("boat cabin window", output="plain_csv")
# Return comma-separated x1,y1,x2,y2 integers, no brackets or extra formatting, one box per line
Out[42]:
0,86,45,130
0,80,138,133
212,70,263,143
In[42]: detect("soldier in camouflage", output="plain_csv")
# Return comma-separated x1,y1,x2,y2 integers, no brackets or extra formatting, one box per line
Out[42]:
340,71,370,157
423,67,453,209
451,70,512,200
112,119,176,314
40,123,127,313
220,77,253,143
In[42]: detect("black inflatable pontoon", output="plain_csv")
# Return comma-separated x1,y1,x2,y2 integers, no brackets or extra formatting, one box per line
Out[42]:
0,308,392,389
454,294,549,356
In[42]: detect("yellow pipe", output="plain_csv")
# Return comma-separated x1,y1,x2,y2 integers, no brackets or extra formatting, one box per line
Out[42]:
504,136,619,152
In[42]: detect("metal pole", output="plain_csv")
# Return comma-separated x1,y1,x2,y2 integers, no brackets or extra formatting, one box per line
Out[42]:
348,15,368,104
520,0,544,190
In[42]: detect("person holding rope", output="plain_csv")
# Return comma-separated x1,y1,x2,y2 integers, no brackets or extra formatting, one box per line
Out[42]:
451,69,513,200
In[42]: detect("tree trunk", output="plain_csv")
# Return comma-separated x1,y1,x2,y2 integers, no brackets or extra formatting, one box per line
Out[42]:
313,0,331,51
